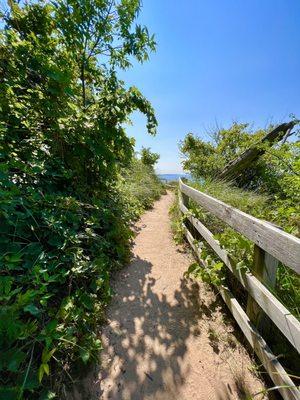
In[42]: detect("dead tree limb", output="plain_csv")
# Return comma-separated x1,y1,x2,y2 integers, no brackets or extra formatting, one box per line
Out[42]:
218,120,299,180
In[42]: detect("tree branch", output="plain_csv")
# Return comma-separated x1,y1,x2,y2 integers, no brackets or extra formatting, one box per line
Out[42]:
86,0,115,61
218,121,300,180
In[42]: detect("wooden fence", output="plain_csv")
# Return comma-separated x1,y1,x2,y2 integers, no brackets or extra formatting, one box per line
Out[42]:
179,179,300,400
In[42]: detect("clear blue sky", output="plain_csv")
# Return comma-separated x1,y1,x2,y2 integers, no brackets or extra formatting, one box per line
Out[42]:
120,0,300,174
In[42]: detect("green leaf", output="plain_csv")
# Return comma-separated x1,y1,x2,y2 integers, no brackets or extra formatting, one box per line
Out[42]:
45,319,58,333
213,262,223,271
80,293,94,310
79,348,90,364
38,364,44,383
43,363,50,376
7,350,26,372
5,253,22,263
39,390,56,400
0,387,21,400
0,276,13,296
42,348,56,363
38,363,49,382
24,304,41,316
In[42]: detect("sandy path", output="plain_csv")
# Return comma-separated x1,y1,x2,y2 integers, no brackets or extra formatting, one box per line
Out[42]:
79,192,266,400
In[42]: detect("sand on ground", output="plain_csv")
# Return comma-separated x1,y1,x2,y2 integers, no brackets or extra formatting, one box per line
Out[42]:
72,192,267,400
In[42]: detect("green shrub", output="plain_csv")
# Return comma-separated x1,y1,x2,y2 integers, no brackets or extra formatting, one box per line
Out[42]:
121,158,165,212
0,1,158,398
175,122,300,320
172,179,300,319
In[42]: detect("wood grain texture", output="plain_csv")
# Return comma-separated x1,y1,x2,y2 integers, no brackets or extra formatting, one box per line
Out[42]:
179,200,300,353
246,245,278,339
179,179,300,273
183,225,300,400
219,287,300,400
218,121,299,180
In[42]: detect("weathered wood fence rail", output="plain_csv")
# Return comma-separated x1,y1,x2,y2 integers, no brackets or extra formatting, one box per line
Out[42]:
178,179,300,400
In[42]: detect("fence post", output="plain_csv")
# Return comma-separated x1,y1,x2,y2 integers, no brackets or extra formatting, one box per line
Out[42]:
181,192,189,208
246,244,279,336
178,180,188,207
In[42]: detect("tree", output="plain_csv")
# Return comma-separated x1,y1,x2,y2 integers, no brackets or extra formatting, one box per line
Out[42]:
180,121,299,195
0,1,157,398
140,147,160,169
52,0,157,110
219,121,299,180
180,132,223,179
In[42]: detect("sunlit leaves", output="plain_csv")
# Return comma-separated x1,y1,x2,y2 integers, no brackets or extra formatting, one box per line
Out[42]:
1,0,157,397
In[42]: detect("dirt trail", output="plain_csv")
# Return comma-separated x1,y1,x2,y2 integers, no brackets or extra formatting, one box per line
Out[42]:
82,192,267,399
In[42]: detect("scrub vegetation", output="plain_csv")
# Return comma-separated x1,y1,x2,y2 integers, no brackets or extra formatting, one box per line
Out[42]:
1,0,299,398
173,122,299,314
0,1,163,398
170,121,300,378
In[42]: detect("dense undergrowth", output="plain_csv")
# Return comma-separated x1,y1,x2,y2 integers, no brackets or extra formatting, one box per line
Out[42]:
176,122,300,313
171,122,300,380
171,179,299,318
0,1,163,399
120,156,165,214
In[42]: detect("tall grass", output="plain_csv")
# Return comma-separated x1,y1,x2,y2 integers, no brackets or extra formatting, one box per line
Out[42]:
170,178,300,376
193,179,269,216
171,178,299,319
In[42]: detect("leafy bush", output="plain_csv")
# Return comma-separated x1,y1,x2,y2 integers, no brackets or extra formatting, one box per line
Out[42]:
179,123,264,180
171,177,300,375
180,122,300,197
178,120,300,320
121,158,165,212
171,179,300,318
140,147,160,169
0,1,158,398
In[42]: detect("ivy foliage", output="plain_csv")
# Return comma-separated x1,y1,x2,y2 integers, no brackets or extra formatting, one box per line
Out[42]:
0,1,158,398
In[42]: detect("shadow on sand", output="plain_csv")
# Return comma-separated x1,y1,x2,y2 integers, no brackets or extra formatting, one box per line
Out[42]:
98,255,206,399
69,254,259,400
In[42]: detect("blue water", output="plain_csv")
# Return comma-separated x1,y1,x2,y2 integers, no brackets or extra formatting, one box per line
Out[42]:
157,173,190,182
